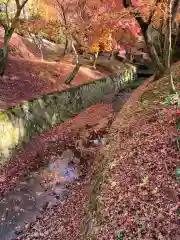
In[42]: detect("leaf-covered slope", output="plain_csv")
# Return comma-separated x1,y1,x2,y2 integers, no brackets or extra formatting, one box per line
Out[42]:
83,62,180,240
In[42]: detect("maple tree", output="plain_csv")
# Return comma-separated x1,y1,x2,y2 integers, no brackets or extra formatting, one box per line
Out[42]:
60,0,143,79
86,0,142,65
55,0,74,55
55,0,93,55
0,0,29,76
18,19,61,43
122,0,180,85
55,0,94,83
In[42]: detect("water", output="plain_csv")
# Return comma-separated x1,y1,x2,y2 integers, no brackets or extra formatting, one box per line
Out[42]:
0,149,79,240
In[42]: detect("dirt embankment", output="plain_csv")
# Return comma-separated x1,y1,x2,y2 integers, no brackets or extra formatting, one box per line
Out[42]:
83,62,180,240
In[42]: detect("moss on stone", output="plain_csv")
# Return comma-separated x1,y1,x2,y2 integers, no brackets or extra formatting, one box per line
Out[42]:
0,64,137,167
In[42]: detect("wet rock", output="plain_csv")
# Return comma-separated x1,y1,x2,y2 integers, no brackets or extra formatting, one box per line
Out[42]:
90,137,106,145
42,202,49,210
47,198,58,209
36,212,42,220
25,223,31,230
15,225,24,235
52,185,64,197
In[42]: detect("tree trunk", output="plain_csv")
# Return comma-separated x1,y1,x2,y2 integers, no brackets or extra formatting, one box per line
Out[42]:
63,37,68,56
172,24,180,62
92,52,99,69
67,39,73,54
167,0,176,93
39,46,44,61
163,0,180,67
65,40,81,84
108,51,116,60
122,0,165,79
72,40,79,64
108,52,112,60
172,0,180,23
143,30,165,75
22,3,28,19
0,30,13,76
65,63,81,84
29,33,44,61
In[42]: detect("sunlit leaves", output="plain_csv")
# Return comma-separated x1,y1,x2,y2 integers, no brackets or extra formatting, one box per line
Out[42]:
19,19,61,43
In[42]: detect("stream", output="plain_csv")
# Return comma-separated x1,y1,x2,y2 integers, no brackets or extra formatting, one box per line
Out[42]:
0,149,79,240
0,66,153,240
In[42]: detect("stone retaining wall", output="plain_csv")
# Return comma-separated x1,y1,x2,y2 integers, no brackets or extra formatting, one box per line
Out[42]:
0,64,137,166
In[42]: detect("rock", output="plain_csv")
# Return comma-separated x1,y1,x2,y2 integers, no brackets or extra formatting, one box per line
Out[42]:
42,202,49,210
39,232,45,237
47,198,58,209
15,225,24,235
53,185,64,195
33,232,39,238
61,149,74,161
44,230,49,236
36,213,42,220
43,216,50,221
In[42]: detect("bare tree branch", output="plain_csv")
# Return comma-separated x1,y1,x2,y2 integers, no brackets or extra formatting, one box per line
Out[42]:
10,0,28,31
5,0,10,28
15,0,20,9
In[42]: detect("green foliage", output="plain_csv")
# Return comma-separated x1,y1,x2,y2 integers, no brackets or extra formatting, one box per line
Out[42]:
55,28,65,44
163,92,180,107
129,78,145,89
0,1,8,23
0,1,17,23
29,12,42,20
176,164,180,182
39,71,51,77
113,50,119,58
116,229,125,240
0,10,7,21
9,47,20,54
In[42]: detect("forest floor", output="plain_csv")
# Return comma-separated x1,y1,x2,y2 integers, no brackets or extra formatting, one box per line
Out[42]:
22,62,180,240
0,29,124,110
82,63,180,240
0,31,179,240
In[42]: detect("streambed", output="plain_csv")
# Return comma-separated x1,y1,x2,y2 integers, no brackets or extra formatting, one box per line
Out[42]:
0,149,79,240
